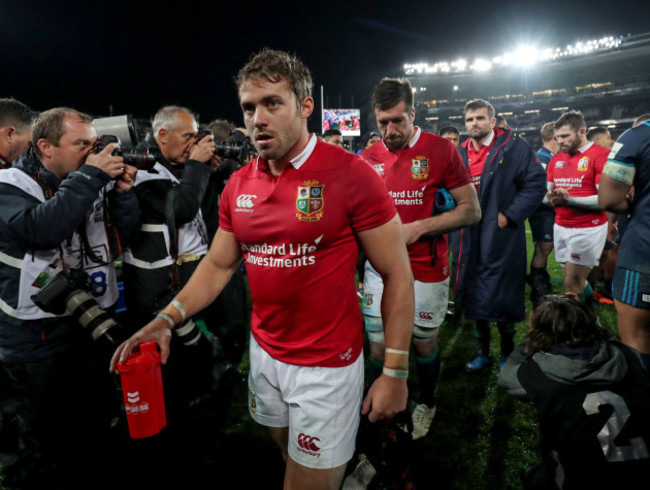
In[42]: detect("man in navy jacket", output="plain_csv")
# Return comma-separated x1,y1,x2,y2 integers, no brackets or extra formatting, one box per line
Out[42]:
451,99,547,372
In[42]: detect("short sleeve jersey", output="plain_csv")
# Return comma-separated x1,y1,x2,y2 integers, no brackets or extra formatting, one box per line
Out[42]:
606,121,650,272
547,143,608,228
362,128,471,282
219,136,396,367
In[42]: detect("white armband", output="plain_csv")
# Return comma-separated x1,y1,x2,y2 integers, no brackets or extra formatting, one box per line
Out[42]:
603,160,636,186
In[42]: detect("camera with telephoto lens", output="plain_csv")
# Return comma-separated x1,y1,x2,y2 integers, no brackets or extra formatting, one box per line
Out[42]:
93,134,159,172
92,114,161,173
31,268,128,353
196,129,257,169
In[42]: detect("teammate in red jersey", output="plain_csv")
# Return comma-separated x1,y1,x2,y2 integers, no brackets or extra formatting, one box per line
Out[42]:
111,49,414,490
361,78,480,440
547,111,608,306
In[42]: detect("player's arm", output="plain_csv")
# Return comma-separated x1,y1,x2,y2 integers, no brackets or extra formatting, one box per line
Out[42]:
402,183,481,244
566,152,610,210
357,213,414,422
110,227,242,370
598,161,635,214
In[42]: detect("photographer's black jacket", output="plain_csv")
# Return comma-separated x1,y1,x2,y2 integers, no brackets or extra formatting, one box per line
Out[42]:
0,149,140,362
122,136,211,325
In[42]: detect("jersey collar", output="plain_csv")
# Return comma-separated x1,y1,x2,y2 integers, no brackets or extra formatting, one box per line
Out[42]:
578,141,594,154
408,127,422,148
290,134,317,170
255,133,317,172
380,126,422,152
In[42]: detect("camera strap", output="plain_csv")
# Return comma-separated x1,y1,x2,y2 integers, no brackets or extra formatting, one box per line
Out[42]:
33,171,54,201
164,183,182,292
102,191,122,261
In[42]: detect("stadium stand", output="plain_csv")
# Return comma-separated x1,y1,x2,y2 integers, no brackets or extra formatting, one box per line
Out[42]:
405,32,650,147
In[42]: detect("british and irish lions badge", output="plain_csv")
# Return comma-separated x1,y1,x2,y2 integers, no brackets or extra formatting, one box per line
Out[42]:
296,180,324,222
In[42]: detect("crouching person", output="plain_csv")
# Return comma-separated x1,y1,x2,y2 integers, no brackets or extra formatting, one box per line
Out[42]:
498,294,650,489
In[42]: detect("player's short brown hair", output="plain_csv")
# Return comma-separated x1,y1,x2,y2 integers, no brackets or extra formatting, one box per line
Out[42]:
236,49,313,109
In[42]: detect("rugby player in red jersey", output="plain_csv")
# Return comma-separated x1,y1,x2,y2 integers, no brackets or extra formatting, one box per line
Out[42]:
547,111,609,306
361,78,480,440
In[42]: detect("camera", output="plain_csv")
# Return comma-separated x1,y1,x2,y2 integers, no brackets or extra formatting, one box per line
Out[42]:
31,268,128,351
196,129,257,168
93,114,160,172
93,134,159,172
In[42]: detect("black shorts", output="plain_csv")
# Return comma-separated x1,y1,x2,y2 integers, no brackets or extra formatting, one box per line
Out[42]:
528,206,555,243
613,267,650,310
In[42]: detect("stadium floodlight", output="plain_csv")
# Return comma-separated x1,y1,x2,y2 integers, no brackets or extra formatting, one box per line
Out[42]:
472,58,492,72
512,46,538,67
402,33,624,76
452,58,468,71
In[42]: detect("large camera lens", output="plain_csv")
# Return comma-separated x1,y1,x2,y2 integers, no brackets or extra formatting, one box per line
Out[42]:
31,269,128,354
121,147,158,171
173,319,204,347
65,290,128,347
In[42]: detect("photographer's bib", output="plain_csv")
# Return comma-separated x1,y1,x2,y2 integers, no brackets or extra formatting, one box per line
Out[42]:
122,162,208,270
0,168,118,319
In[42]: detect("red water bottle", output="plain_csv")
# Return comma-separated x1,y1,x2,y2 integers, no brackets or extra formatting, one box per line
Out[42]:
116,341,167,438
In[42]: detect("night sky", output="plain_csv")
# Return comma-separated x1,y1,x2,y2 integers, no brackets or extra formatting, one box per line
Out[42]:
2,0,649,131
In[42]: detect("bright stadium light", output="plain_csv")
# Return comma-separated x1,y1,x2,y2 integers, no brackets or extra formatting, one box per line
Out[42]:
402,34,625,76
471,58,492,72
512,46,538,66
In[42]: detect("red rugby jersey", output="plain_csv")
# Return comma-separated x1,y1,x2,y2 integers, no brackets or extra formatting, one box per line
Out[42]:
547,143,607,228
219,136,396,367
363,128,471,282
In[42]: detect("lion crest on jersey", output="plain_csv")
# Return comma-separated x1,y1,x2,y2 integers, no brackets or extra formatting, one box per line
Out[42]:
411,156,429,180
578,156,589,171
296,180,324,222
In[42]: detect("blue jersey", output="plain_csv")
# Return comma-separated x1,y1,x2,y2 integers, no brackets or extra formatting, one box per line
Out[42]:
608,121,650,273
536,146,553,169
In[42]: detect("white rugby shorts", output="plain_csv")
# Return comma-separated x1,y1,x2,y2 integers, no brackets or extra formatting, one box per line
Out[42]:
553,222,607,267
362,261,448,328
247,335,363,469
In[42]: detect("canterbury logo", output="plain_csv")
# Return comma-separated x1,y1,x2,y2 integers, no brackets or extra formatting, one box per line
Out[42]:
127,392,140,403
419,311,434,321
297,433,321,452
236,194,257,208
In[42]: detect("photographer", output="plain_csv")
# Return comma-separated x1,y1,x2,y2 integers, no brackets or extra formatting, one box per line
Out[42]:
121,106,214,330
0,107,140,488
